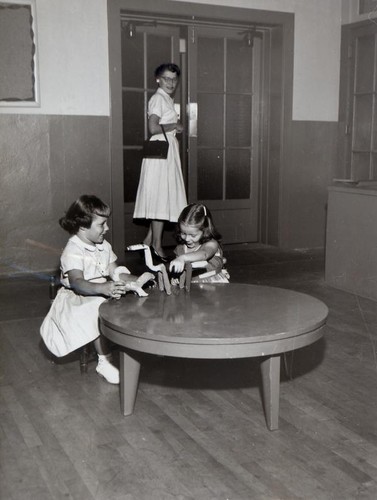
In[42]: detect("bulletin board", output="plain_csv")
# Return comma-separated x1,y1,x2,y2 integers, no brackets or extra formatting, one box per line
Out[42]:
359,0,377,14
0,0,39,106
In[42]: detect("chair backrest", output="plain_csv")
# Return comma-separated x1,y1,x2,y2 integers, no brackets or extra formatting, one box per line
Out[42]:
49,275,61,304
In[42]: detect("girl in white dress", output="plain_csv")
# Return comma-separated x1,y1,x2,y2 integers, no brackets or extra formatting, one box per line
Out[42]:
133,63,187,262
169,203,230,283
40,195,153,384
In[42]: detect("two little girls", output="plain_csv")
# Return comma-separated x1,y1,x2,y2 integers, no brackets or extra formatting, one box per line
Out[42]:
40,197,227,385
40,195,153,384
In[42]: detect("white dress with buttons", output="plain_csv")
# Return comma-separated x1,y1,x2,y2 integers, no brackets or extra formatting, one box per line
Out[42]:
40,235,128,357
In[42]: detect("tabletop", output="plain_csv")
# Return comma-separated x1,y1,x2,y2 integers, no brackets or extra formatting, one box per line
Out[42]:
99,283,328,358
100,283,328,428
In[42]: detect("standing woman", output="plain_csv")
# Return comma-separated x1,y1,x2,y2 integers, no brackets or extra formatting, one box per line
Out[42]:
133,63,187,261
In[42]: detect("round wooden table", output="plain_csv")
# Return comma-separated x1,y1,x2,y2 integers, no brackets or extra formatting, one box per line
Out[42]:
99,283,328,430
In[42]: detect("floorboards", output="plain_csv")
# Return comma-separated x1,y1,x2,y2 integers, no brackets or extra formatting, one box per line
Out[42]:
1,245,377,499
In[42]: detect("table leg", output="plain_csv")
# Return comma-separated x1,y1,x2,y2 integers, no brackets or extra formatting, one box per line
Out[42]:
120,350,141,416
260,354,281,431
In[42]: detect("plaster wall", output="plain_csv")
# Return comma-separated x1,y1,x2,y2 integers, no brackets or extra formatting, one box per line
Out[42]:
1,0,341,122
0,115,111,274
0,0,346,275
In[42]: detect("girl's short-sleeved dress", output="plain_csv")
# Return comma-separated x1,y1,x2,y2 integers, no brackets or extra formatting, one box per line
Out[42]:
133,87,187,222
174,242,230,283
40,235,125,357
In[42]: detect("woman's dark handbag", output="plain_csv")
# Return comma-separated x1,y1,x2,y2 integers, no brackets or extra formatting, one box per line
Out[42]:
142,124,169,159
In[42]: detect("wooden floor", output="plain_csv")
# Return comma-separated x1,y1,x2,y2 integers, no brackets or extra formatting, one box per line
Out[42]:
1,245,377,499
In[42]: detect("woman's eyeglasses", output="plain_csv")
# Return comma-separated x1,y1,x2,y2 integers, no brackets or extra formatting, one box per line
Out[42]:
160,76,178,84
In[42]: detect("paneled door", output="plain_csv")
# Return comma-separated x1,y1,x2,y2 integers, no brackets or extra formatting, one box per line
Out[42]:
121,20,261,244
121,22,181,203
186,25,260,243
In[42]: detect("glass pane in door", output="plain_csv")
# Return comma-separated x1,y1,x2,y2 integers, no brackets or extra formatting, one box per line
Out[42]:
373,101,377,149
197,94,223,147
124,149,143,202
147,35,172,88
353,94,373,150
122,90,144,145
227,38,253,93
121,29,144,88
226,94,252,147
198,149,223,200
226,149,251,199
372,153,377,178
197,36,224,92
355,35,375,93
352,152,370,179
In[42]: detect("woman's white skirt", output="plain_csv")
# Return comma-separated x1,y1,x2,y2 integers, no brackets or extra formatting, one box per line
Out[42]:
134,133,187,222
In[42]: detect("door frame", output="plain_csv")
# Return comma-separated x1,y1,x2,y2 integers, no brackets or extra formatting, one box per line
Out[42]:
107,0,294,257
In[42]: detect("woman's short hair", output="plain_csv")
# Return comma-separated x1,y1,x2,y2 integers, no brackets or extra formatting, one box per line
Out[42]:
155,63,181,78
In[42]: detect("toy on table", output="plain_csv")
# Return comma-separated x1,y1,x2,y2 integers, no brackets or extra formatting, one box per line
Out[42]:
127,245,215,294
112,266,155,297
178,261,214,292
127,244,172,295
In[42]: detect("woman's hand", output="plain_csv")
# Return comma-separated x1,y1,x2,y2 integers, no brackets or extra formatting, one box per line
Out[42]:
169,256,186,274
175,122,184,133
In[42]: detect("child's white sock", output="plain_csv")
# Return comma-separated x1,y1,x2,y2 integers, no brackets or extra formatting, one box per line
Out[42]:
96,354,119,384
97,353,111,362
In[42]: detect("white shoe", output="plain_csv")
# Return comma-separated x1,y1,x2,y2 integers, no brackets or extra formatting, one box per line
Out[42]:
96,357,120,384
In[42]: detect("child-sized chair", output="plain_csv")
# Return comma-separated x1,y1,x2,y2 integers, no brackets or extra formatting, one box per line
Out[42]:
78,343,96,374
49,275,95,374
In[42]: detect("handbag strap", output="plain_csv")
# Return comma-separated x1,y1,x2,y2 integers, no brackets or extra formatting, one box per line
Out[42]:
160,124,168,143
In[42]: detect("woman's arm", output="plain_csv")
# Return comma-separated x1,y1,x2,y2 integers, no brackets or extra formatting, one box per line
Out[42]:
148,114,183,135
169,241,219,273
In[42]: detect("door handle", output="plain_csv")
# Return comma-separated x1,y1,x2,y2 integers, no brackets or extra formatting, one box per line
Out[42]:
187,102,198,138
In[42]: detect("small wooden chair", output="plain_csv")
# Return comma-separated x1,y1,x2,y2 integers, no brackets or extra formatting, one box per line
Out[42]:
49,275,94,374
79,343,96,374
